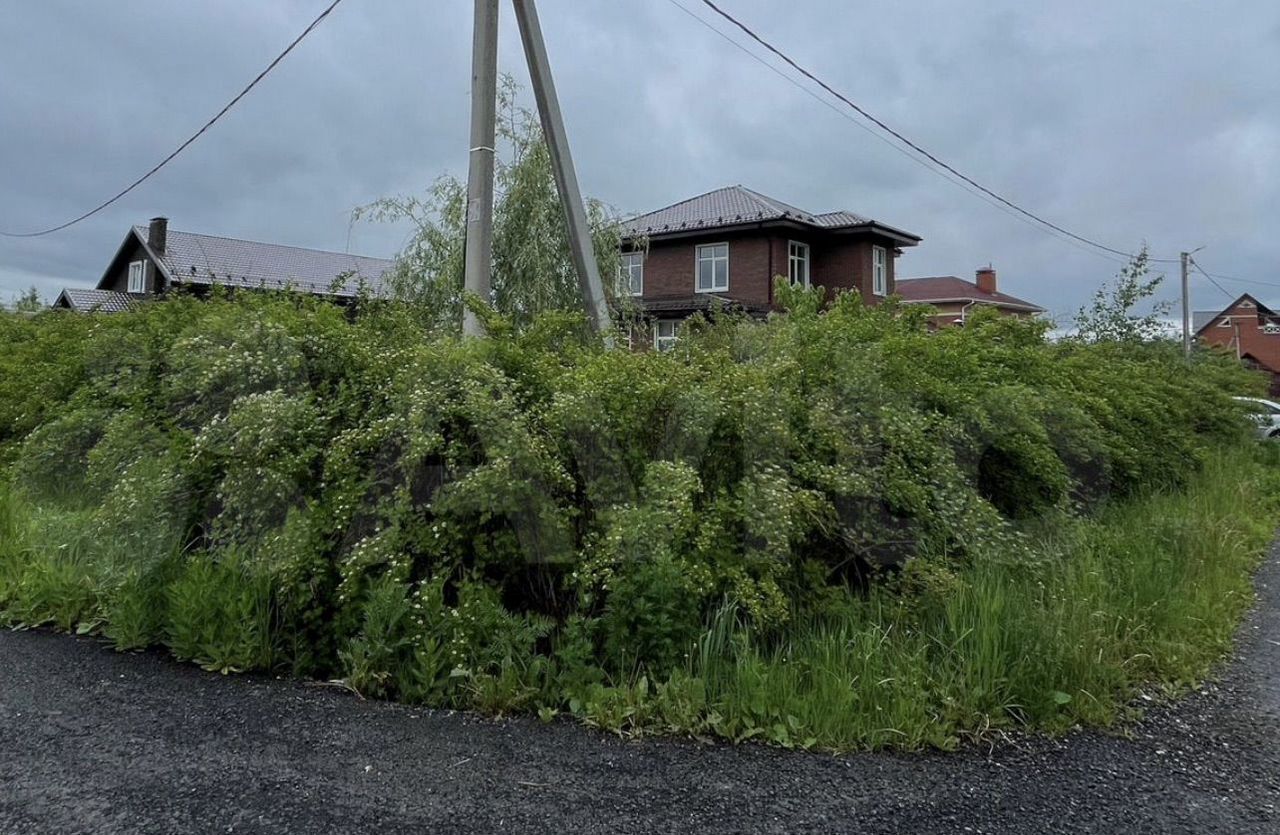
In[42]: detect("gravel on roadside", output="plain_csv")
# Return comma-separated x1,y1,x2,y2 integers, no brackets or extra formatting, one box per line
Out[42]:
2,540,1278,834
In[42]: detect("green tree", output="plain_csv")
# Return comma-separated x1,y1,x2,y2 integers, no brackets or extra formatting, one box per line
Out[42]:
1072,247,1173,343
356,77,632,332
10,286,42,314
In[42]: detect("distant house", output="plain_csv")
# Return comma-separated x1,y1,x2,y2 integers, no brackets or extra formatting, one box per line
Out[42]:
52,217,395,312
620,186,921,347
52,288,137,314
1194,293,1280,396
896,267,1045,327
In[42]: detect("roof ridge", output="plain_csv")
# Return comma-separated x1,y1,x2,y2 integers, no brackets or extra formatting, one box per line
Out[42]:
734,185,816,221
628,185,755,221
134,225,393,264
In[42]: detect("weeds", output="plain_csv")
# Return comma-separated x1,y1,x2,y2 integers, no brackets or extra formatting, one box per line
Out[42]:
165,552,273,674
0,292,1276,751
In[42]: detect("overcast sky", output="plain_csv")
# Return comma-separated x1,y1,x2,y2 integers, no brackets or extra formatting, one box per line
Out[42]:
2,0,1277,322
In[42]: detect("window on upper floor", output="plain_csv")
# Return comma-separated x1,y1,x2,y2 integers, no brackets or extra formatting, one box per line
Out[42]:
1218,318,1232,328
696,243,729,293
127,260,146,294
654,319,679,352
788,241,810,287
619,252,644,296
872,246,887,296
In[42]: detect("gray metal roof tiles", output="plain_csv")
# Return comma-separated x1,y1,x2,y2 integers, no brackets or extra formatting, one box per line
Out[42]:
56,288,136,313
622,185,890,238
135,226,395,297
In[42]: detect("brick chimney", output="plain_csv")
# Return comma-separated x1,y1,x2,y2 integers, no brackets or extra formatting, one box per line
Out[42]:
976,265,997,295
148,216,168,254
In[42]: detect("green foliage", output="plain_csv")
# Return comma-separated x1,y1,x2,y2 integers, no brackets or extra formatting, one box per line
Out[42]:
102,558,178,651
0,278,1272,751
601,555,703,673
165,552,273,674
8,286,43,314
354,76,631,332
339,575,417,699
14,407,104,503
1072,247,1174,343
4,551,100,632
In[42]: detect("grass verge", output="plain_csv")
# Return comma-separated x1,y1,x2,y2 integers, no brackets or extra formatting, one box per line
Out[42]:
1,444,1277,751
661,443,1280,749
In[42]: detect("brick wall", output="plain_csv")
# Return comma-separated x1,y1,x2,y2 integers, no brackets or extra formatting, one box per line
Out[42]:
1198,298,1280,394
636,230,898,309
810,238,896,303
637,232,773,306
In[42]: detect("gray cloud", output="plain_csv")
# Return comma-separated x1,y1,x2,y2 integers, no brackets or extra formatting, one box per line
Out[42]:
3,0,1278,322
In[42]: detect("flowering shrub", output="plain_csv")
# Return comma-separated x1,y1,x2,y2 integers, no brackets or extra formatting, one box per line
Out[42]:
0,287,1262,712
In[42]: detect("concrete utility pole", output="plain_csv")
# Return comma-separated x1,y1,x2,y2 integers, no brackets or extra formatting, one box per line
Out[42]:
1180,250,1191,360
462,0,499,338
511,0,612,337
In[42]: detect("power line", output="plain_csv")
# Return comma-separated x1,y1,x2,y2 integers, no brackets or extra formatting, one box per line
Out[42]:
664,0,1131,265
1188,257,1237,300
694,0,1179,264
1187,267,1280,293
0,0,346,239
1189,262,1280,291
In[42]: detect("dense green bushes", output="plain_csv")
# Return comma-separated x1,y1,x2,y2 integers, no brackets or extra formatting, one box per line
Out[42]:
0,287,1273,749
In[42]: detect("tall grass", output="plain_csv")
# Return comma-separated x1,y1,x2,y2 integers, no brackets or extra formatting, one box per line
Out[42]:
0,446,1275,750
679,446,1279,749
0,486,272,671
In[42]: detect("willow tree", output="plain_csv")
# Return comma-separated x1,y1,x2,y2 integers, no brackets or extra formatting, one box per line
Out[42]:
356,78,630,332
1072,246,1174,343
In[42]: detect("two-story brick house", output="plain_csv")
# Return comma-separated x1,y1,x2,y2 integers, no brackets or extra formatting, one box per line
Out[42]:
1193,293,1280,396
619,186,921,347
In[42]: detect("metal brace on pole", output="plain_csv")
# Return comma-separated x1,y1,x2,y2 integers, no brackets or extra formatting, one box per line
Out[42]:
462,0,499,338
511,0,613,340
1180,250,1191,360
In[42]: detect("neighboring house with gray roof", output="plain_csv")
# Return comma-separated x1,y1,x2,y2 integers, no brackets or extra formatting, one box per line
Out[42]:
53,217,395,313
52,287,138,313
619,186,921,346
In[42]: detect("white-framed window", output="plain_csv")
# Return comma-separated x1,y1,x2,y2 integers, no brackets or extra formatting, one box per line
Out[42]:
654,319,679,352
788,241,810,287
619,251,644,296
1264,323,1280,334
872,246,887,296
1218,318,1232,328
127,260,146,294
695,243,729,293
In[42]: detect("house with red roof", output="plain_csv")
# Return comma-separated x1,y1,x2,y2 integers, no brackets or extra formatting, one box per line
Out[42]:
1193,293,1280,396
895,267,1045,327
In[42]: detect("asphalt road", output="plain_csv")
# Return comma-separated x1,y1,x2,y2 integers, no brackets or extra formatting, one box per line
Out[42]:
2,543,1279,834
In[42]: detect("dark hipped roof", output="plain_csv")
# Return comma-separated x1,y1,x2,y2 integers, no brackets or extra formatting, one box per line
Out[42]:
54,288,135,313
623,185,921,245
896,276,1045,313
109,225,395,297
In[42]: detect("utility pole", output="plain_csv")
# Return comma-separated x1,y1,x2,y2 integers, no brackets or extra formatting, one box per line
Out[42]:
511,0,612,338
1180,250,1191,360
462,0,499,338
